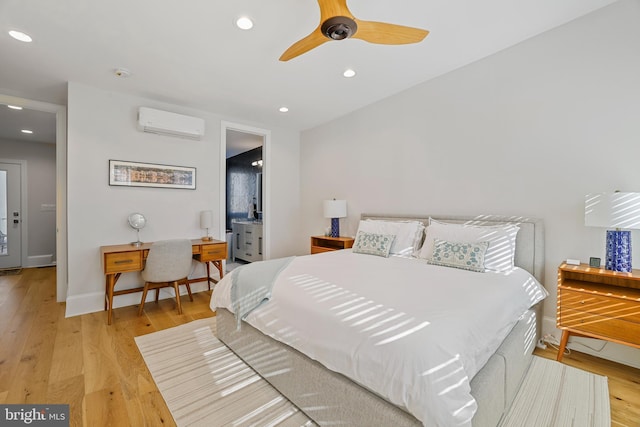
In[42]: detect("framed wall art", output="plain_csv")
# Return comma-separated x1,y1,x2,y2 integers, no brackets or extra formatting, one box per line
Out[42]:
109,160,196,190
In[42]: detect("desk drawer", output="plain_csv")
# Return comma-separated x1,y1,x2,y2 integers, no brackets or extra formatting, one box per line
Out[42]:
198,243,227,262
104,252,143,273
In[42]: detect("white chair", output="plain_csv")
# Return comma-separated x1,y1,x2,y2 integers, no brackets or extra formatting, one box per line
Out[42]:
138,239,194,316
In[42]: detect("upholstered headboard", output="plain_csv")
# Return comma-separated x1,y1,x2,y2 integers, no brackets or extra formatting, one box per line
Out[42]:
360,214,545,283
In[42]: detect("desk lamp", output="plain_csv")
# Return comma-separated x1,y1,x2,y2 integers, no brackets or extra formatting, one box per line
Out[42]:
200,210,213,241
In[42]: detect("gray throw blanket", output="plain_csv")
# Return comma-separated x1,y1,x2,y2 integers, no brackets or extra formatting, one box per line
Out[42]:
231,256,294,330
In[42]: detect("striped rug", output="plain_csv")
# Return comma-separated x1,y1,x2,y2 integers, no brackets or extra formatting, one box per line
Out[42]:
136,318,610,427
135,317,315,427
499,356,610,427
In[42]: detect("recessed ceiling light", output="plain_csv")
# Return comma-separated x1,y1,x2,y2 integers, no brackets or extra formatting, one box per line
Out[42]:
343,69,356,78
236,16,254,30
279,107,289,113
21,129,33,134
9,30,32,43
7,105,23,110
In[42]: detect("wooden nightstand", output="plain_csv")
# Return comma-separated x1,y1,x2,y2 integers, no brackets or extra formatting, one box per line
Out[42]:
556,262,640,361
310,236,355,254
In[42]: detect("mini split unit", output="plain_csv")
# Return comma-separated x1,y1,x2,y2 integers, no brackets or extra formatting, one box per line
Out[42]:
137,107,205,140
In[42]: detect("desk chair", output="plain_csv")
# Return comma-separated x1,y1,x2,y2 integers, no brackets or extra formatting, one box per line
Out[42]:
138,239,193,316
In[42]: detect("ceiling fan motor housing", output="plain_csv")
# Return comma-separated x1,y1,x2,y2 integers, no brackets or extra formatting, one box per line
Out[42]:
322,16,358,40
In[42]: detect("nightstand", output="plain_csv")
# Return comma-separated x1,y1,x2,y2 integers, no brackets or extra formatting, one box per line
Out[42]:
310,236,355,254
556,262,640,361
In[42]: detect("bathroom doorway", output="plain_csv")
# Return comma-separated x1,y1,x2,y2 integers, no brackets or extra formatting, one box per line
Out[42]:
220,122,271,269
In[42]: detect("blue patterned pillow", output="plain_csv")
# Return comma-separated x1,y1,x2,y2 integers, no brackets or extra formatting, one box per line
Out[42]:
353,231,395,257
428,239,489,272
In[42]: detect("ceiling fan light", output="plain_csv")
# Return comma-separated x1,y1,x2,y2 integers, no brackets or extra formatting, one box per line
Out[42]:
236,16,254,30
321,16,357,40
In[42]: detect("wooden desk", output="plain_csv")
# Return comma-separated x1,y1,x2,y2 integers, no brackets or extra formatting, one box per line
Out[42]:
100,239,227,324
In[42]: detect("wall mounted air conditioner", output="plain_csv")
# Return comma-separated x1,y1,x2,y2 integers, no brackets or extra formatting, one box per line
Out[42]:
137,107,205,140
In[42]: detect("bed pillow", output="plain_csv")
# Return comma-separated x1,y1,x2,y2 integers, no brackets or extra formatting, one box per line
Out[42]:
356,220,424,256
352,231,395,257
419,219,519,272
428,239,489,272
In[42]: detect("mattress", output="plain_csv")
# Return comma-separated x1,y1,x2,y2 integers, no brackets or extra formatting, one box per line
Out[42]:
211,249,547,426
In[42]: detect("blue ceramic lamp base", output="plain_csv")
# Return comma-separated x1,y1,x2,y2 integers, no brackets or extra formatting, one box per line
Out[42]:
606,230,631,272
330,217,340,238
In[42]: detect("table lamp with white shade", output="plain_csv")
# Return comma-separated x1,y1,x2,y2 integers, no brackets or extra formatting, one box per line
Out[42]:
585,192,640,272
323,199,347,238
200,210,213,241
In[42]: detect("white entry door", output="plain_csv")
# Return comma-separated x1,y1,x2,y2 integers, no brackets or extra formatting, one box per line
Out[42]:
0,162,22,269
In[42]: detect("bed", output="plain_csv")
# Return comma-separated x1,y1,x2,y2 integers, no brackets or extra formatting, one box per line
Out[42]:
210,214,546,426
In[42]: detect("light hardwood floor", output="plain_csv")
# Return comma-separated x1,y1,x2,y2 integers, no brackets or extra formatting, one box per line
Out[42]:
1,266,639,426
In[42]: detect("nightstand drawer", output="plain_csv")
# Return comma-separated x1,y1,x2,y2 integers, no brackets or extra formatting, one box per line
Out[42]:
559,308,640,346
559,288,640,323
104,252,143,274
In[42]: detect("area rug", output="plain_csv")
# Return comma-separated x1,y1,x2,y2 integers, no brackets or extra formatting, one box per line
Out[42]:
499,356,610,427
135,317,315,427
136,318,610,427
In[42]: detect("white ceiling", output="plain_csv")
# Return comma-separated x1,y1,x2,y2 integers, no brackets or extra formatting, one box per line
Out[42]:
0,0,618,144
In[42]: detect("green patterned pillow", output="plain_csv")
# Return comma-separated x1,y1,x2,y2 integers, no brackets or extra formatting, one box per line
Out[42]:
428,239,489,272
353,231,395,257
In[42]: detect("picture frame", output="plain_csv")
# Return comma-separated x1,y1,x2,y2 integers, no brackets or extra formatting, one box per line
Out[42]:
589,257,601,268
109,160,196,190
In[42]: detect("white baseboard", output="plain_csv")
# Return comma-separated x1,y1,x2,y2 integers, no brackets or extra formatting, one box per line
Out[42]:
65,281,212,319
26,254,54,268
542,315,640,369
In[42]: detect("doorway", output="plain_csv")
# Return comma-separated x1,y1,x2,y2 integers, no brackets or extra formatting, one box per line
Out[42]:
0,94,67,301
0,161,23,268
220,121,271,265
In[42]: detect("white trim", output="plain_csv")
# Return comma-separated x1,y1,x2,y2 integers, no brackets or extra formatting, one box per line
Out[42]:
64,283,211,318
220,121,271,260
0,95,67,302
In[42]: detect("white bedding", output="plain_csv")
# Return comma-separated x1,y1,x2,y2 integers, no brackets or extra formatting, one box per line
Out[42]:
211,250,547,427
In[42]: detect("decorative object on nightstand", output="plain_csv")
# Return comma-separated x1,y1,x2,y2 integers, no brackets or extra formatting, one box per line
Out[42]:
585,192,640,272
311,236,354,254
323,199,347,238
200,210,213,241
556,262,640,361
127,212,146,247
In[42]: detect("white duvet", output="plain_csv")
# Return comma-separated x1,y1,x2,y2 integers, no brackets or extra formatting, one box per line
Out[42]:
210,250,547,427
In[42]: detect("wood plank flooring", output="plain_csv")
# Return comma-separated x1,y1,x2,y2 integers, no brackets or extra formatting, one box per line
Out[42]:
1,267,639,426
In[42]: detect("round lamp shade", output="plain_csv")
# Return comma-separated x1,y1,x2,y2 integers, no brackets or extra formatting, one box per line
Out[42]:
323,200,347,218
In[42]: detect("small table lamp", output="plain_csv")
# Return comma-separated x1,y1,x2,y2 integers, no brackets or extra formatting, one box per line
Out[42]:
323,199,347,238
200,210,213,241
585,192,640,272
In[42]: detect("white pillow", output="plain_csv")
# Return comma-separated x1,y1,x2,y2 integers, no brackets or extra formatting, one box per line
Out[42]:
356,219,425,256
419,219,519,272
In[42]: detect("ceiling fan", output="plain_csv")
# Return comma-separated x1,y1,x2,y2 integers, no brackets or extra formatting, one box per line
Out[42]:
279,0,429,61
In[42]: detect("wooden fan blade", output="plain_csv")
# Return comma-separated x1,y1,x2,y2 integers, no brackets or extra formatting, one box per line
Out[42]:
352,20,429,45
279,29,329,61
318,0,353,22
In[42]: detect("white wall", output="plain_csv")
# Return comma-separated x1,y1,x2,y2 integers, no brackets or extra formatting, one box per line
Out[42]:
0,138,56,264
300,0,640,367
65,83,302,317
